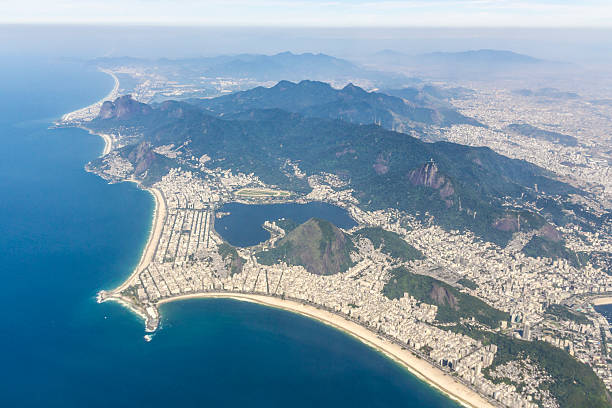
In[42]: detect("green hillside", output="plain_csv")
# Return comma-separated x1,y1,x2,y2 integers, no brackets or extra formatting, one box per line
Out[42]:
187,80,481,129
353,227,424,262
522,236,584,267
383,266,509,328
256,218,354,275
218,243,246,276
88,92,578,246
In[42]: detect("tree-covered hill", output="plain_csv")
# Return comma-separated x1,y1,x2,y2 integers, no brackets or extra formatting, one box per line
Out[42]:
256,218,354,275
186,80,481,130
353,227,424,262
383,267,509,328
88,93,578,245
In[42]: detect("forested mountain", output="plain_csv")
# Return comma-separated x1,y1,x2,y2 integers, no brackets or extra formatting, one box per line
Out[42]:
187,80,481,130
88,92,577,245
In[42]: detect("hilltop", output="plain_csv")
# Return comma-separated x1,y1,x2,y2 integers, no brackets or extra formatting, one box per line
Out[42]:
256,218,354,275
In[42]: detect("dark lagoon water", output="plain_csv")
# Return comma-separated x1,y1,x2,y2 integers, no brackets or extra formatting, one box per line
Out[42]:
0,57,459,407
595,304,612,331
216,201,357,247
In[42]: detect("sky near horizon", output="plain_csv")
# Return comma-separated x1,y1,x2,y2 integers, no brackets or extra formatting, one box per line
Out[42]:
1,0,612,27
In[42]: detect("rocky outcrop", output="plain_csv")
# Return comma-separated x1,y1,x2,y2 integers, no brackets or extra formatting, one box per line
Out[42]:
492,216,520,232
127,141,156,176
373,153,390,175
430,283,459,310
407,161,454,204
98,95,152,120
537,224,562,242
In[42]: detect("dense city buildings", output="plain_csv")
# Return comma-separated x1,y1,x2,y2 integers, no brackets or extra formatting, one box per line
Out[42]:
73,64,612,408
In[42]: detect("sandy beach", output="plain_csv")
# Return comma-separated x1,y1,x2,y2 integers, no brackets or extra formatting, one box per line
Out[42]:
592,297,612,306
59,68,118,156
115,185,167,293
158,292,497,408
98,132,112,155
78,126,112,156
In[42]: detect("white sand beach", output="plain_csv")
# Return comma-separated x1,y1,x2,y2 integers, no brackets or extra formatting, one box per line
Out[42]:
158,292,497,408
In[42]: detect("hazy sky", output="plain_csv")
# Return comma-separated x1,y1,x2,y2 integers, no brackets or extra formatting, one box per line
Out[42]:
2,0,612,27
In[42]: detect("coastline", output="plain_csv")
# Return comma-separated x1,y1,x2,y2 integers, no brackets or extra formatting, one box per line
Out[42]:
75,65,496,408
80,126,112,156
60,65,166,293
97,183,165,330
60,68,120,124
115,183,167,293
58,67,118,157
592,297,612,306
95,174,498,407
157,293,497,408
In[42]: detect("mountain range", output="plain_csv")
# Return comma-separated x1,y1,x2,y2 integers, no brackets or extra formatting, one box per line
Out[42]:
187,80,482,130
88,86,578,246
94,51,412,87
369,49,562,81
419,49,542,65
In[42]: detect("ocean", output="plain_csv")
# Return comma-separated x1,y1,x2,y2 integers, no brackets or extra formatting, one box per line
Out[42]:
0,57,459,407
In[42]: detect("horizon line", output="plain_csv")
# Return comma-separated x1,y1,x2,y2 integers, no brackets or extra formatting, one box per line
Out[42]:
2,22,612,30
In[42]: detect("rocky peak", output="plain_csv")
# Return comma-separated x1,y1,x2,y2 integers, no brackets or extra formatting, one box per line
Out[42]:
98,95,152,120
537,224,563,242
407,161,455,202
127,141,155,176
430,283,459,310
341,82,368,97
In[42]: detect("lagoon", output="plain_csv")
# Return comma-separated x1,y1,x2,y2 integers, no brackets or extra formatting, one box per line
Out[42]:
215,201,357,247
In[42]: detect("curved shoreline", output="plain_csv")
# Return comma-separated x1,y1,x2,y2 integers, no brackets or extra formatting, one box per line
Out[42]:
79,126,112,156
59,68,118,157
60,68,119,123
115,184,167,293
592,297,612,306
157,293,497,408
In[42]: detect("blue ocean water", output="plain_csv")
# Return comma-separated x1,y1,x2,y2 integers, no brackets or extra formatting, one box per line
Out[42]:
216,201,357,247
0,57,459,407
